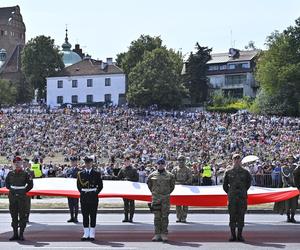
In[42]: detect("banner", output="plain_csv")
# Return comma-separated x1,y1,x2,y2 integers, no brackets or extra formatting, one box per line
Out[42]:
0,178,299,206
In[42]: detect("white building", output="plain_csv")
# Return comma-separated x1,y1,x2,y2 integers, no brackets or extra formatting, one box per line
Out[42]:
46,57,126,108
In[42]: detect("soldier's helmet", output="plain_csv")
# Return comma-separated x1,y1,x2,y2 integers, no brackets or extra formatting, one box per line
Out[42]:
156,158,166,165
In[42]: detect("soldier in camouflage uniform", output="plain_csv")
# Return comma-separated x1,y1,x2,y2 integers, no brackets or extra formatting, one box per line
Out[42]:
293,163,300,195
147,158,175,242
171,155,193,223
118,156,139,222
281,157,299,223
5,156,33,241
223,154,252,242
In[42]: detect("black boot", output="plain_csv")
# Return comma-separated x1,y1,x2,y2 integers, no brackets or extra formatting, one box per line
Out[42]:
128,212,134,223
237,227,245,242
290,213,296,223
122,213,129,222
19,228,25,241
9,227,19,241
287,213,292,222
74,210,79,223
67,217,74,223
67,211,74,223
229,227,236,241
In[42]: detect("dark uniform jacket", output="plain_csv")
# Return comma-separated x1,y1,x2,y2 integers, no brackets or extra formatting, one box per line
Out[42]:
117,165,139,182
66,167,80,179
77,168,103,203
6,170,33,196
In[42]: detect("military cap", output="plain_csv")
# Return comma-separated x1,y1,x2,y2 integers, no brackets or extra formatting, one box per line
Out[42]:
156,158,166,165
70,156,78,161
83,155,93,162
13,156,22,163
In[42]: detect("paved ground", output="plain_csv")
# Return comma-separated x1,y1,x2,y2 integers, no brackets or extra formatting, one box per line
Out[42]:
0,213,300,249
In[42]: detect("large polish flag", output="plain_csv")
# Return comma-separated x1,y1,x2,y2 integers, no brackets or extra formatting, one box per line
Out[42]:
0,178,299,206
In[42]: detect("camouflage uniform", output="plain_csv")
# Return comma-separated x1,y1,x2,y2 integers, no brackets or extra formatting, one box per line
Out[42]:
117,165,139,222
281,165,298,222
5,169,33,240
171,165,193,222
147,169,175,237
223,164,251,240
293,164,300,189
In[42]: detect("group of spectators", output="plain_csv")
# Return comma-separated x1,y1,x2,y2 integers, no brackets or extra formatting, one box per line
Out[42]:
0,104,299,188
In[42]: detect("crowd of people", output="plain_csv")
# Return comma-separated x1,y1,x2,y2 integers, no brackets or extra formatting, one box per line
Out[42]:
0,105,299,188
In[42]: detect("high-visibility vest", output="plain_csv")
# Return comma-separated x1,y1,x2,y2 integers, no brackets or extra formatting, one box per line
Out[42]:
202,165,212,178
31,163,42,178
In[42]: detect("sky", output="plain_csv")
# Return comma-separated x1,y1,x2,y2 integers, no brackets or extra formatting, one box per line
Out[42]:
1,0,300,60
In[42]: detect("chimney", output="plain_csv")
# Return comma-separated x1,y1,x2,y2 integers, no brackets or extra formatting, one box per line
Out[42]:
100,61,107,70
106,57,113,65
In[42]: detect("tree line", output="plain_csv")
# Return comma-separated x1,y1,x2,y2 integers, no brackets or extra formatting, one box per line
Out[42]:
1,18,299,116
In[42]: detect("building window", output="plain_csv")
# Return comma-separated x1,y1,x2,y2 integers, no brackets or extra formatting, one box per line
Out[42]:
86,95,93,103
228,64,236,70
87,79,93,87
208,65,218,71
241,63,250,69
225,75,247,85
71,95,78,103
72,80,78,88
57,80,63,88
105,78,111,86
104,94,111,102
219,65,227,70
57,96,63,104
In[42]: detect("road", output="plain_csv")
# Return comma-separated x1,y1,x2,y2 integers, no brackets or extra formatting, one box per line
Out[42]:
0,213,300,249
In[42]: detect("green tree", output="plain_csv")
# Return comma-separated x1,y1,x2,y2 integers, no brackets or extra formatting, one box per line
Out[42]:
184,43,212,104
0,79,17,106
244,40,257,50
254,18,300,116
21,35,64,100
116,35,162,77
127,47,187,108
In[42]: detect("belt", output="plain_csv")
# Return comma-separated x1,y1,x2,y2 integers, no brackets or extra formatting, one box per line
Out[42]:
81,188,97,192
10,185,26,190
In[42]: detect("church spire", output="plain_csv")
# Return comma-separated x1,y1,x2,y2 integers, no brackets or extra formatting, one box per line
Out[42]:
65,27,69,44
62,26,71,51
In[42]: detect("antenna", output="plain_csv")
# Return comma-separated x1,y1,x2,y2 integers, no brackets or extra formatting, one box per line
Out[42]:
230,29,232,48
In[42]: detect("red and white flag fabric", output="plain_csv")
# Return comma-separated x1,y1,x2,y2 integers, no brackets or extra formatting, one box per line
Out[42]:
0,178,299,206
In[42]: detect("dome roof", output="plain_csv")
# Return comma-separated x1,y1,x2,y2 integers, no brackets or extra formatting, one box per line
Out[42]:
62,50,82,67
61,29,81,67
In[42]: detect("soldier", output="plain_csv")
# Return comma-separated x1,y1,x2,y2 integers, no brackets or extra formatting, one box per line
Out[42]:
171,155,193,223
147,158,175,242
293,162,300,198
23,158,34,223
66,156,80,223
223,154,252,242
281,157,299,223
77,155,103,241
5,156,33,241
117,156,139,222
